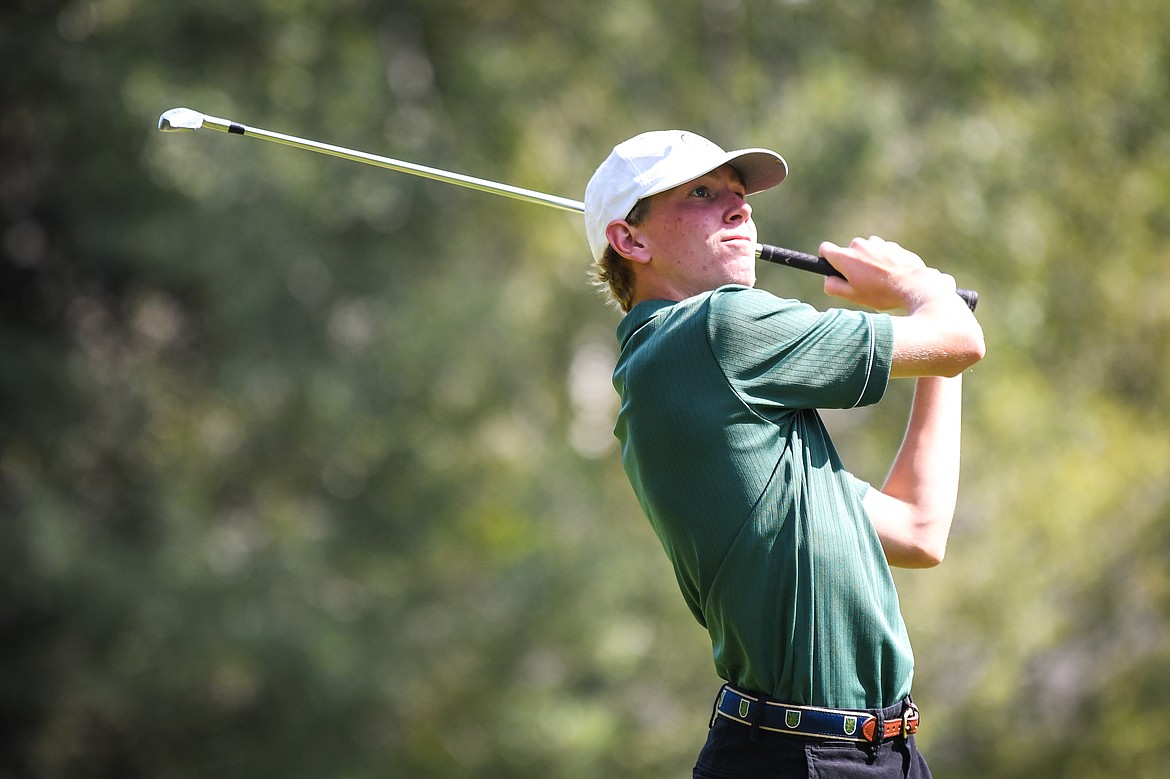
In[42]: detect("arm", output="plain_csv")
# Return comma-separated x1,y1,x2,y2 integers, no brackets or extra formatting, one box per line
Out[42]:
819,237,985,378
820,237,982,565
863,374,963,568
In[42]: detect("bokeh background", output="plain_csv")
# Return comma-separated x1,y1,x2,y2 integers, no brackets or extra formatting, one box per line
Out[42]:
4,0,1170,776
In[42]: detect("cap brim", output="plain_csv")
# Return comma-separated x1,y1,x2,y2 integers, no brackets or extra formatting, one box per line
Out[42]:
727,149,789,196
640,148,788,201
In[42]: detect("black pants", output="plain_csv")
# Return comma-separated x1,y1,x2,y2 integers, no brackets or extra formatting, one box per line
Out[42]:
693,699,932,779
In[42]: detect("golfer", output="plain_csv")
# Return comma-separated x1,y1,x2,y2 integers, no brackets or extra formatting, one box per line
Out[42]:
584,130,985,778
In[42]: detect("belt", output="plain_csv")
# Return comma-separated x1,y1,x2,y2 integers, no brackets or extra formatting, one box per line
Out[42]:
714,686,921,743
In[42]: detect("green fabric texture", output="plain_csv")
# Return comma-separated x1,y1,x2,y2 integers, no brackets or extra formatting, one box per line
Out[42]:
613,285,911,709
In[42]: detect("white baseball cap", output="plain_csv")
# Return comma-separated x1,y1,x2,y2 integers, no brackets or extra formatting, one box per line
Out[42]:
584,130,788,261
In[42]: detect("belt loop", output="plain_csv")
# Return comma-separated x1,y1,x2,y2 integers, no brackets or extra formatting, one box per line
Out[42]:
872,707,886,745
749,691,767,743
709,685,727,729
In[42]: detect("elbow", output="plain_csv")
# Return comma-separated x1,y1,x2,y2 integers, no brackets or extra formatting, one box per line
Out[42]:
906,541,947,569
960,328,987,370
940,326,986,377
963,317,987,362
891,541,947,569
870,494,956,568
886,520,951,569
910,510,954,567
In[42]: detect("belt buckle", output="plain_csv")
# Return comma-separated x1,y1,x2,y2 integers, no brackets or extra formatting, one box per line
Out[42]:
900,702,919,739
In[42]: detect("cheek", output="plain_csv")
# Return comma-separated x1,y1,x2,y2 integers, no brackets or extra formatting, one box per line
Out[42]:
658,219,701,254
666,216,693,241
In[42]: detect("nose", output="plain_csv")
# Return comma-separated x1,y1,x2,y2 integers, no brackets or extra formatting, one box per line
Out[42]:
727,194,751,223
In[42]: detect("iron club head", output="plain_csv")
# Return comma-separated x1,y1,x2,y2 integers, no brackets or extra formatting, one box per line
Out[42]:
158,107,206,132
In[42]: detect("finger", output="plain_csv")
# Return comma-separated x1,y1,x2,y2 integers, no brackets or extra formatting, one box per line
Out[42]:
823,273,851,300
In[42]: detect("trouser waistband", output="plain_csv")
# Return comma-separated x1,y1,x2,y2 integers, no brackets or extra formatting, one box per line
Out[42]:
713,685,921,744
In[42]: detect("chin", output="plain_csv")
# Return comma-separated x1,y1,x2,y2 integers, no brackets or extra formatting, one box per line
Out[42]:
735,261,757,288
720,272,755,289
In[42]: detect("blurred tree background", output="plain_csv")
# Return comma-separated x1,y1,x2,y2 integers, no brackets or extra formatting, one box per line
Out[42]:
3,0,1169,776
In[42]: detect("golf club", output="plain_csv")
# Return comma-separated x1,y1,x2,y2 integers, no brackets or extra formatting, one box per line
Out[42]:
157,107,978,311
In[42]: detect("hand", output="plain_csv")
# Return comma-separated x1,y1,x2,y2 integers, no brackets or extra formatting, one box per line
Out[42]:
819,236,958,313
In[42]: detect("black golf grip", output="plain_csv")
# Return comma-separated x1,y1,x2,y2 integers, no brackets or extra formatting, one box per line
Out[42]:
756,244,979,312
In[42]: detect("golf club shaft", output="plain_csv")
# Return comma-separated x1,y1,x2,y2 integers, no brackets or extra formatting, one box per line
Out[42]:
158,108,978,310
162,108,585,213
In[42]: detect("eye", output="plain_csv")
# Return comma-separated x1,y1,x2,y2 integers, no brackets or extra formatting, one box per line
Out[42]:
690,185,713,198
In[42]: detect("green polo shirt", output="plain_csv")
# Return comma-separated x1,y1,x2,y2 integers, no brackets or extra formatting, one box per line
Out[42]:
613,285,912,710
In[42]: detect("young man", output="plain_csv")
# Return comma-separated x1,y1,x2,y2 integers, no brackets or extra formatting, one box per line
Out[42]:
584,131,985,778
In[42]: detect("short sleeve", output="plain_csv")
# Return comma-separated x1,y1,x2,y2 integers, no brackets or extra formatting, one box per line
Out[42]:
705,286,892,412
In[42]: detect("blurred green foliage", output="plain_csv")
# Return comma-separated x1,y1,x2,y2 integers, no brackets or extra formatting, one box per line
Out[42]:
3,0,1170,776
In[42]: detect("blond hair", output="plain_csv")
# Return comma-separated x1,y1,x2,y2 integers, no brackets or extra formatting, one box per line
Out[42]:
590,198,652,312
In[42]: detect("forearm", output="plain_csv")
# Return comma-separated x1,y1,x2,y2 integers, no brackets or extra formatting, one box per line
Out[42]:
888,299,985,378
865,374,964,567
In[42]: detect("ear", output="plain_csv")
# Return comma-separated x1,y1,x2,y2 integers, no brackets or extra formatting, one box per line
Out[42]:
605,220,652,265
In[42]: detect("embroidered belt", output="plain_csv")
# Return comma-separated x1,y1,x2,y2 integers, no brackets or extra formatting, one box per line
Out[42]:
714,685,920,743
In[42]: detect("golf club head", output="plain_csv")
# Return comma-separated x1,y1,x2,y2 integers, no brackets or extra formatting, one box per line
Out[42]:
158,107,205,132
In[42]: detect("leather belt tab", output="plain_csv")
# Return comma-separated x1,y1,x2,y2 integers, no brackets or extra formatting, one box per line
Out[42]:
715,686,920,744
